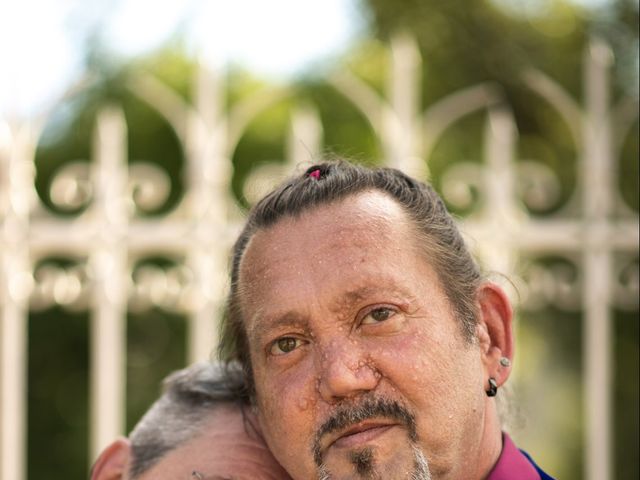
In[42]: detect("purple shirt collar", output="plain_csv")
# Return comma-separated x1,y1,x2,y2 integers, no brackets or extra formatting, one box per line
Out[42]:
486,433,541,480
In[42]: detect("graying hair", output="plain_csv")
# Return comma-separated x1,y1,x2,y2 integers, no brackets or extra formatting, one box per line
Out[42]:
127,361,249,478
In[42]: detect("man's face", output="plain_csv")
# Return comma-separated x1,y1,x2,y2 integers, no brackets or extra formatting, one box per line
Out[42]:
135,404,290,480
239,191,490,480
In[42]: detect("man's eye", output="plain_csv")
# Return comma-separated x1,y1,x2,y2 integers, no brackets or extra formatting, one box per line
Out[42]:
361,307,395,325
270,337,302,355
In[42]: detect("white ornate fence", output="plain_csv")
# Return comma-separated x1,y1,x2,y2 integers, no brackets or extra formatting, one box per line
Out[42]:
1,35,638,480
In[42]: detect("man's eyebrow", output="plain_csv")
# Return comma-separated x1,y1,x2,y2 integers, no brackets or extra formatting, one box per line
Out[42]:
334,285,381,305
330,284,415,314
247,311,310,346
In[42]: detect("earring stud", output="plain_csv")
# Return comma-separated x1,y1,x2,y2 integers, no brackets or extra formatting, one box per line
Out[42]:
486,377,498,397
500,357,511,367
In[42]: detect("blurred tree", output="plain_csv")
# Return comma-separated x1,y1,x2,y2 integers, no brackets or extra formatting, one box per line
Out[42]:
359,0,638,212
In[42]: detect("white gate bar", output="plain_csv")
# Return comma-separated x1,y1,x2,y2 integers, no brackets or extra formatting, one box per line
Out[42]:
89,108,128,462
28,215,636,257
389,32,422,176
1,121,38,480
186,60,230,362
480,106,520,279
582,39,614,480
463,219,639,253
584,247,612,480
0,301,27,480
287,104,323,166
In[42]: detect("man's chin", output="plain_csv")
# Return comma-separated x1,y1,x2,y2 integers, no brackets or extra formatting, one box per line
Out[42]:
319,431,421,479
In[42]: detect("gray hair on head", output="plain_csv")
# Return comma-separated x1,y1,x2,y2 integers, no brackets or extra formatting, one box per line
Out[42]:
127,361,249,478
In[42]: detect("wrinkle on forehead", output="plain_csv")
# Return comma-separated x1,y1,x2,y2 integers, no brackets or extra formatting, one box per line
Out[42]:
239,191,409,293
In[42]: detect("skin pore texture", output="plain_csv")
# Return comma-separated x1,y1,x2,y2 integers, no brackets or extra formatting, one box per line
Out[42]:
91,403,291,480
238,191,513,480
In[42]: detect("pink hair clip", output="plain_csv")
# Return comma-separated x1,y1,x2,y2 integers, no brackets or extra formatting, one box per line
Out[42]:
308,169,321,180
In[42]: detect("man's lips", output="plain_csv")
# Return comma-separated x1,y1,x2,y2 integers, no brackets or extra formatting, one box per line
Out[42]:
326,420,398,450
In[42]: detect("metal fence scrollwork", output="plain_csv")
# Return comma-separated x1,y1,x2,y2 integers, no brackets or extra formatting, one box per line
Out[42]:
0,35,638,480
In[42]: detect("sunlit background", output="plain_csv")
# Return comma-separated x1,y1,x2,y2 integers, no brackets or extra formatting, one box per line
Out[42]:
0,0,365,116
0,1,638,480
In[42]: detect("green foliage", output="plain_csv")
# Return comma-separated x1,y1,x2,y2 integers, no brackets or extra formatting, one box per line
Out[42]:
363,0,589,97
231,88,292,206
360,0,638,216
515,308,584,480
301,79,383,164
28,309,89,480
126,310,187,433
614,308,640,480
619,118,639,212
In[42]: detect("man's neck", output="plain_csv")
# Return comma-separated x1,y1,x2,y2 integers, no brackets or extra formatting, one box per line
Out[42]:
472,401,504,480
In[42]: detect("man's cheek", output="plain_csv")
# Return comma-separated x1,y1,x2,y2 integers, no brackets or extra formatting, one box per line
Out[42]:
257,380,317,471
258,376,307,433
365,329,435,372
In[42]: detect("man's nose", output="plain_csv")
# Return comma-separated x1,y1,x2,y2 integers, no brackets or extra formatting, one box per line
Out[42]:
316,340,380,403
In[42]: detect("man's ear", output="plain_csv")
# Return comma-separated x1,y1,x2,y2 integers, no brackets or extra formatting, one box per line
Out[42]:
90,438,131,480
475,282,514,387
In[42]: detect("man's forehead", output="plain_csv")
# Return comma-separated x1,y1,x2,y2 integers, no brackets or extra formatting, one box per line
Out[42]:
240,191,409,273
236,190,446,334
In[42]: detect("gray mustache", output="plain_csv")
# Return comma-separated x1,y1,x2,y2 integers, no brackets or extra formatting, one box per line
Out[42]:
312,396,418,466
